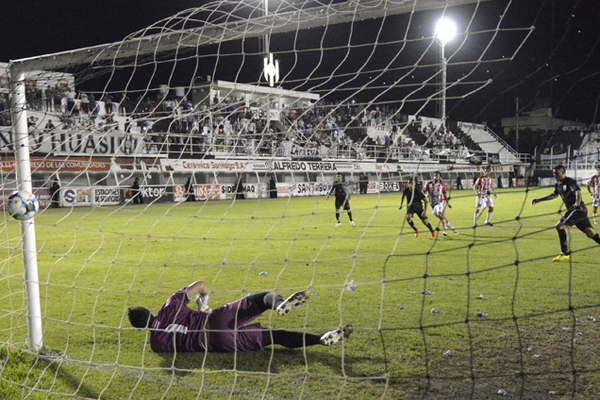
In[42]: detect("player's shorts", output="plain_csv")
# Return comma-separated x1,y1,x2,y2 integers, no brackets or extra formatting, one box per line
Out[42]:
560,207,592,232
335,196,351,210
592,197,600,208
475,195,494,209
407,203,426,219
432,202,446,217
206,296,265,352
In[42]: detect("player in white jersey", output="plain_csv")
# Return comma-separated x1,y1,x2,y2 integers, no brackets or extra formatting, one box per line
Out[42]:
422,171,456,236
587,162,600,224
473,165,497,227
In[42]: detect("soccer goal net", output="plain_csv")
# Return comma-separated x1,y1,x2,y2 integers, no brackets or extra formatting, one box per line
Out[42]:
1,0,598,399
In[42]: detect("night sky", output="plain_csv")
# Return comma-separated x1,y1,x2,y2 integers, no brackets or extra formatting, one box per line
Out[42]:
1,0,599,127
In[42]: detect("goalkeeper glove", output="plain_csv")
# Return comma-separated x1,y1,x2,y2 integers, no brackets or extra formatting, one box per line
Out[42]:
195,293,211,313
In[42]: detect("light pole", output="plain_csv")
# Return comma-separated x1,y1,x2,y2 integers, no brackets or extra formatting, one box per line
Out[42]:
261,0,279,87
264,0,269,54
434,17,457,132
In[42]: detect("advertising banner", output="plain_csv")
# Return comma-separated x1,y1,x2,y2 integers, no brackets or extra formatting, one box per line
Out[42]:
193,184,223,201
158,158,512,174
161,159,251,173
172,185,185,202
123,185,170,203
0,156,112,173
60,187,92,207
268,160,353,172
0,188,51,208
275,183,291,198
93,187,121,206
140,185,169,202
377,181,402,193
218,183,266,199
276,182,330,197
0,128,165,157
59,187,123,207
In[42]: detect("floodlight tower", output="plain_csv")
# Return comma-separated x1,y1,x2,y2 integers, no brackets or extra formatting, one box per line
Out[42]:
261,0,279,87
434,17,457,132
264,0,270,54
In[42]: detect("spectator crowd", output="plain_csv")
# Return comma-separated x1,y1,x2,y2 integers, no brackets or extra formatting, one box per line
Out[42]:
1,80,488,163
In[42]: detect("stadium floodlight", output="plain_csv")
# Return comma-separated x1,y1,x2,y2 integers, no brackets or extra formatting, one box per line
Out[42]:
434,17,458,46
434,17,457,132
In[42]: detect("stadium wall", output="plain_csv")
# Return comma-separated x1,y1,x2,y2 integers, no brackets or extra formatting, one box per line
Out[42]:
1,155,518,208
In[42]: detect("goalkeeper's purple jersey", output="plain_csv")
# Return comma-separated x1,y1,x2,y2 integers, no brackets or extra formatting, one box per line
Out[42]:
150,289,208,353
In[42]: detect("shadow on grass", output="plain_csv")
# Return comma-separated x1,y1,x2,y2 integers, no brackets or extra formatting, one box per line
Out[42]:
157,346,383,378
42,359,100,399
0,347,99,399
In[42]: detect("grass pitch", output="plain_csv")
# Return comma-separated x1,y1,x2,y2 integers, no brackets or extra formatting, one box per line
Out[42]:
1,188,599,399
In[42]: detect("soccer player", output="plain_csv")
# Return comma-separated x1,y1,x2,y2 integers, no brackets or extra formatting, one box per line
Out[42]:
532,165,600,262
128,281,353,353
587,163,600,224
399,177,436,238
473,165,497,227
423,171,456,236
328,174,355,227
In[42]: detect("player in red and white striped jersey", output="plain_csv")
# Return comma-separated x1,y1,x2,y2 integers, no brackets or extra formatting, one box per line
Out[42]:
587,163,600,224
473,165,497,227
423,171,456,236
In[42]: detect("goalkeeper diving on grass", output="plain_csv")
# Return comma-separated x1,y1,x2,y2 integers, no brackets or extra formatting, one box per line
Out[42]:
128,281,352,353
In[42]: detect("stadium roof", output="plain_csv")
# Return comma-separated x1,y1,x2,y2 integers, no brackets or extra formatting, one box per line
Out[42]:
214,80,320,101
10,0,490,73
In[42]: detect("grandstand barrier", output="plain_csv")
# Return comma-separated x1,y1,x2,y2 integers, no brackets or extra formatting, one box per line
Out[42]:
0,124,527,166
2,161,522,210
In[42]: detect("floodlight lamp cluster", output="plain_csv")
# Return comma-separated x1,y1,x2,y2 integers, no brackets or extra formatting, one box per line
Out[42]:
434,17,457,46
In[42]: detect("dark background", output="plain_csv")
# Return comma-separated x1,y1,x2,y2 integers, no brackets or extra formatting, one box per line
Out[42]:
1,0,599,127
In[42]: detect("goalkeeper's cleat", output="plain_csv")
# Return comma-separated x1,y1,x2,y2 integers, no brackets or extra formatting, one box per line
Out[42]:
276,291,308,316
552,254,571,262
320,324,353,346
335,222,342,227
350,221,356,227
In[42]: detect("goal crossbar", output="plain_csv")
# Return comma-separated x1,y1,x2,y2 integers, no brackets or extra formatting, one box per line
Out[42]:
9,0,491,73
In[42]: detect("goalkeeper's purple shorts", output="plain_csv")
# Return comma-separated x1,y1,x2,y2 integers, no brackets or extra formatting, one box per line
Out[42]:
206,295,265,352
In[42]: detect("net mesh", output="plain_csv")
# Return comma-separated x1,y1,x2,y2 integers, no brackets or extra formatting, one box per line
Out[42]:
1,0,599,399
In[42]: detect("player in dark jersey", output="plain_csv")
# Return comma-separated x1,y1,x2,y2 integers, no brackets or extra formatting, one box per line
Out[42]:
128,281,352,353
399,178,436,238
532,165,600,262
328,174,355,227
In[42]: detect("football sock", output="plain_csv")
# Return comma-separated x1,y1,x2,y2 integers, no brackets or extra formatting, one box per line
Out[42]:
486,212,494,224
407,219,418,232
557,228,569,255
262,330,322,348
242,292,283,312
425,222,435,233
592,233,600,245
335,212,340,223
347,212,353,222
262,292,284,310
